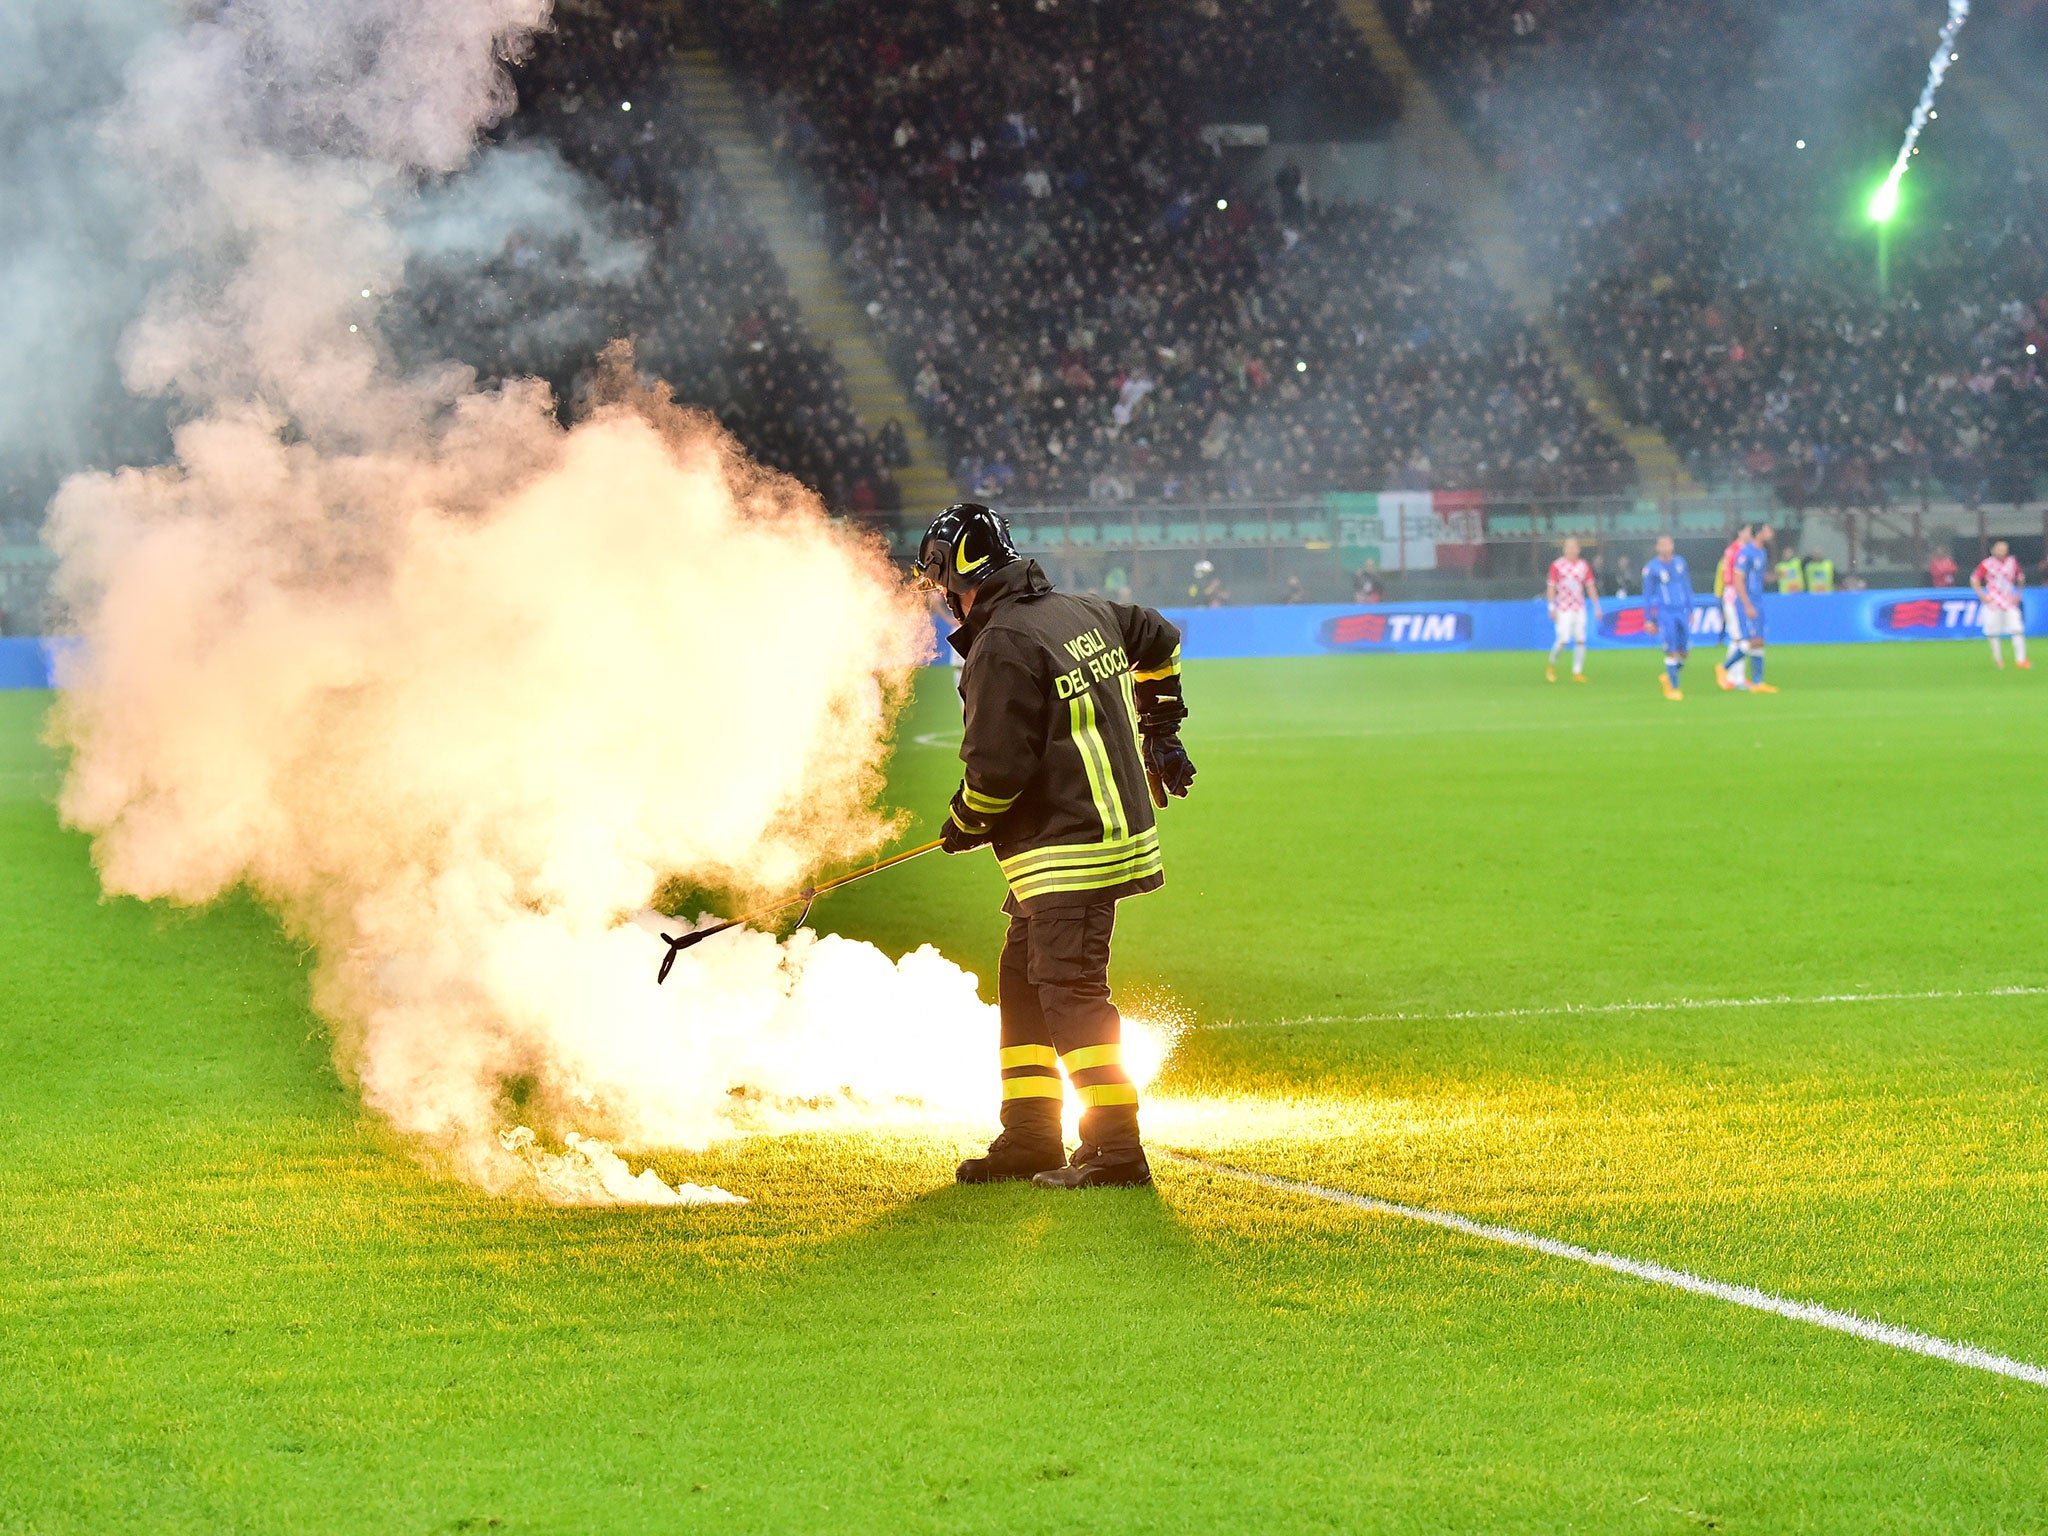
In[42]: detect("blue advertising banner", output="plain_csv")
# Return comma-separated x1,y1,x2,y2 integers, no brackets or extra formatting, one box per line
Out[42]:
0,638,55,690
8,590,2041,689
1163,589,2044,660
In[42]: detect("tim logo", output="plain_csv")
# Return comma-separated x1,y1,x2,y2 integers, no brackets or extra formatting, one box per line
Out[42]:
1608,607,1654,638
1320,609,1471,648
1877,598,1981,632
1599,600,1722,640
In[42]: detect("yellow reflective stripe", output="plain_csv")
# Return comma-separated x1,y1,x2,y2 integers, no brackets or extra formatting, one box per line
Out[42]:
961,784,1017,815
1076,1081,1139,1108
1004,853,1165,900
1002,858,1158,891
998,828,1158,879
1061,1043,1122,1072
999,1044,1059,1070
1002,1076,1065,1101
1008,851,1165,901
1068,691,1127,841
947,808,985,834
1004,845,1159,878
1009,843,1164,879
1132,645,1182,682
1072,692,1122,840
997,827,1164,899
1118,669,1143,757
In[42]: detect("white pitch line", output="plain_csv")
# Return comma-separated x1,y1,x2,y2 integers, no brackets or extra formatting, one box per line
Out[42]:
1172,1154,2048,1389
1219,984,2048,1032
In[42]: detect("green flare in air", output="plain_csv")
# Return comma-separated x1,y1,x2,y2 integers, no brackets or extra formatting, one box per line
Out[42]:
1868,0,1968,225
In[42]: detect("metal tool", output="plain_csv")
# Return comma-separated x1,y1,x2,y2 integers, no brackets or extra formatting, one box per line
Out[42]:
655,838,946,983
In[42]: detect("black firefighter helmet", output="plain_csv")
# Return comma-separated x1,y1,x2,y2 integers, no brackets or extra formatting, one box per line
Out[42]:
913,502,1020,619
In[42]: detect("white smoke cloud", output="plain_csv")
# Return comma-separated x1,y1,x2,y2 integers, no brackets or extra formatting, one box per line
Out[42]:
402,141,648,279
42,0,1167,1203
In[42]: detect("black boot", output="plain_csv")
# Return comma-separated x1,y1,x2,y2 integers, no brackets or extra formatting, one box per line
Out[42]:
1031,1142,1153,1190
957,1129,1068,1184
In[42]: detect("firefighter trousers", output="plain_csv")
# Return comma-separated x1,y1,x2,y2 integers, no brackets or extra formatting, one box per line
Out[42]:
995,897,1141,1155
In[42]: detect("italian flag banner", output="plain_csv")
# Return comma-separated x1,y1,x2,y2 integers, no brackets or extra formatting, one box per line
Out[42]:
1327,492,1485,574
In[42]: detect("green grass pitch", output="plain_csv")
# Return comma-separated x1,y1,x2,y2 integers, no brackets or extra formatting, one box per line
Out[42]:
5,643,2048,1533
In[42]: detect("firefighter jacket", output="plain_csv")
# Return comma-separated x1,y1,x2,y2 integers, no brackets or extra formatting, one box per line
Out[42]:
947,561,1185,912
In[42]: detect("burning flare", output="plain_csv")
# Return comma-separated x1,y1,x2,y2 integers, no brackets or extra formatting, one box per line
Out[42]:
43,0,1167,1203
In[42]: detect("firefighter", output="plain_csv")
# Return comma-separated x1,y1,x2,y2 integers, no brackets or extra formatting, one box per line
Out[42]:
914,503,1196,1190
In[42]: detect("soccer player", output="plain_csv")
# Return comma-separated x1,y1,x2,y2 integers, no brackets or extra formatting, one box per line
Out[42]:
1546,537,1601,683
1714,527,1749,690
1972,539,2029,670
1642,535,1694,700
1716,522,1778,694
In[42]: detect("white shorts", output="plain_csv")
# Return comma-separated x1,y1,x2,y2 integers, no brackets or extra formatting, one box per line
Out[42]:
1721,593,1760,644
1552,609,1587,645
1982,606,2024,637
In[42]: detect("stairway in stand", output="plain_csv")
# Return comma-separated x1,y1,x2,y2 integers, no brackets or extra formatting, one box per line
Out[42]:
672,50,959,521
1334,0,1701,497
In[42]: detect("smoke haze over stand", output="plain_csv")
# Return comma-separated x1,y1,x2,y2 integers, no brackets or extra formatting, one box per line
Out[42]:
0,0,174,538
40,0,1172,1204
387,138,655,417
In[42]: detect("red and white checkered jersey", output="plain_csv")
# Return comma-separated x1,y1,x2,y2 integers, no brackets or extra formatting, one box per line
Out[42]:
1718,541,1743,594
1975,554,2023,610
1548,557,1594,613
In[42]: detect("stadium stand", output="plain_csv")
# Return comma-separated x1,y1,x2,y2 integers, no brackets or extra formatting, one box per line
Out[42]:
389,2,906,512
707,0,1634,505
1384,0,2048,506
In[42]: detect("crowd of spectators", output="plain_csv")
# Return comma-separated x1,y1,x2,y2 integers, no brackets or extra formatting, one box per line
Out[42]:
24,0,2048,539
1387,0,2048,506
390,0,904,510
420,0,2048,515
711,0,1632,504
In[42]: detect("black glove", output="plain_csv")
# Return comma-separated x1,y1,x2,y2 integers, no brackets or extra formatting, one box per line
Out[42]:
1143,733,1197,798
1134,672,1189,736
940,787,995,854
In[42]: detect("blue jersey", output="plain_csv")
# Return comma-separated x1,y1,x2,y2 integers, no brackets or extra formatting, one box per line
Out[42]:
1642,555,1693,620
1735,542,1768,603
